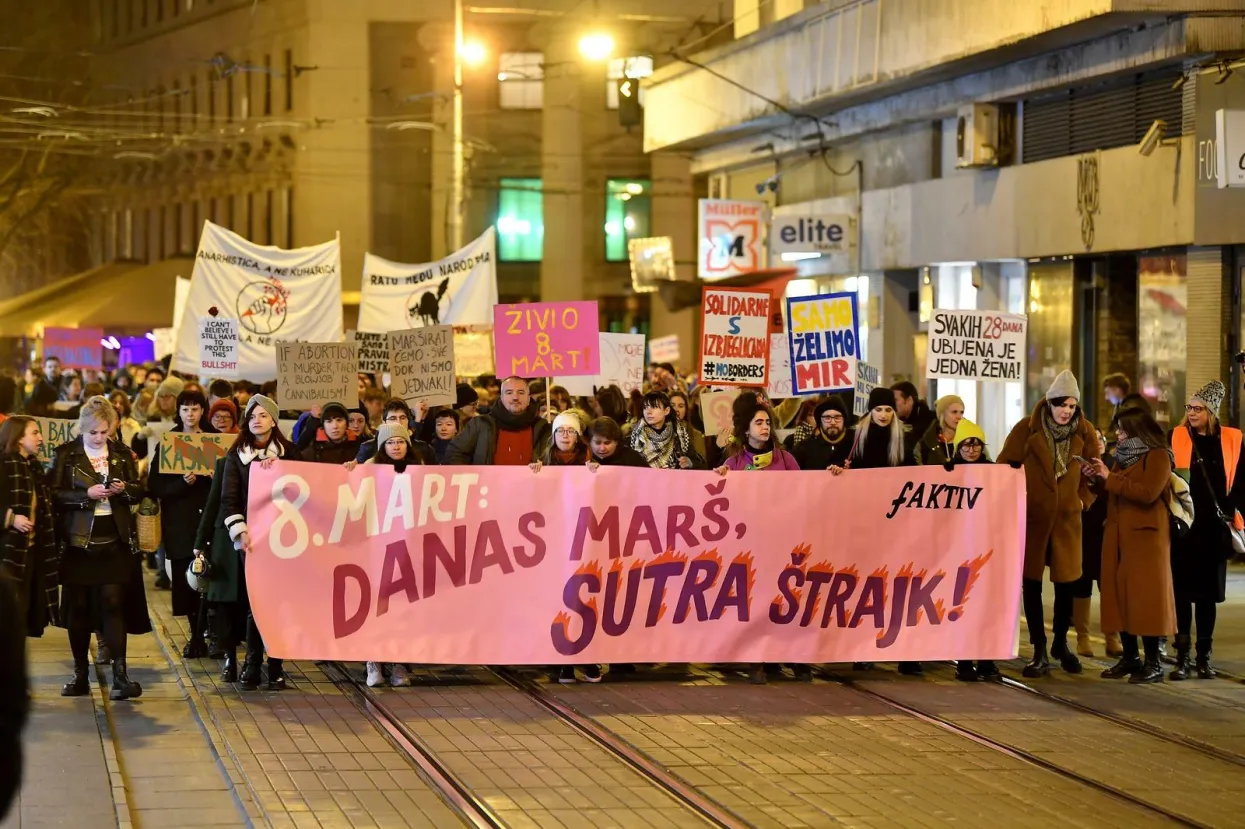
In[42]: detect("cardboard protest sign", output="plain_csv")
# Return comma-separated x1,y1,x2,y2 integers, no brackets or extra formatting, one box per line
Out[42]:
388,325,455,407
854,361,881,417
649,334,680,364
786,292,859,396
198,317,239,377
493,302,599,377
453,327,495,378
32,418,79,462
699,287,772,387
276,341,359,411
158,431,231,475
766,334,793,399
926,309,1026,382
43,327,103,370
556,333,646,397
347,331,390,375
701,389,741,438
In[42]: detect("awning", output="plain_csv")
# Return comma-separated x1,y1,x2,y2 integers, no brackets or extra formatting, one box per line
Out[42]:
0,257,194,337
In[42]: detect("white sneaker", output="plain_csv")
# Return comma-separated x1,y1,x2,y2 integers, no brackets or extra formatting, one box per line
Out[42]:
389,664,408,687
365,661,383,687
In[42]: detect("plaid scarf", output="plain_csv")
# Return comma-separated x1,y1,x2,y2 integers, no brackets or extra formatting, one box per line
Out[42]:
631,420,691,469
1040,405,1077,480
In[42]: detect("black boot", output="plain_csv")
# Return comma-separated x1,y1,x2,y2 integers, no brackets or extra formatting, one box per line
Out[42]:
1169,634,1193,681
239,652,263,690
1101,633,1140,679
1023,643,1050,678
221,649,238,683
61,660,90,696
1195,639,1217,680
1050,635,1082,674
266,658,286,691
109,659,142,700
792,664,813,682
1129,637,1163,684
976,660,1000,679
747,664,767,685
182,635,207,659
955,661,979,682
898,662,924,676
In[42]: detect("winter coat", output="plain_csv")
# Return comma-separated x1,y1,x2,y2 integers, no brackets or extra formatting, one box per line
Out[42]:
1169,425,1244,604
446,410,551,465
0,572,27,819
301,434,362,465
1098,449,1175,637
996,402,1099,583
145,427,214,561
195,457,238,604
0,452,59,636
722,445,800,471
849,426,915,470
914,421,956,466
901,399,936,456
357,436,436,465
592,446,649,467
792,432,853,470
50,437,142,551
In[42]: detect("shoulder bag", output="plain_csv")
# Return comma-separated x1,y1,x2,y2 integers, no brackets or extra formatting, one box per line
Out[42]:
1190,440,1245,557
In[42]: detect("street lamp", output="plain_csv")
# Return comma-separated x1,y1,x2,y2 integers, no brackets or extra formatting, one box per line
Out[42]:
578,32,614,61
459,39,486,67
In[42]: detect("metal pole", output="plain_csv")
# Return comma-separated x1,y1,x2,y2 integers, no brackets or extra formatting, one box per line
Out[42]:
450,0,465,253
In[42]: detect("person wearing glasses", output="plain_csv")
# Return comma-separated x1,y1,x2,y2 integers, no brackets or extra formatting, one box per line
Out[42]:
1167,381,1244,680
793,396,853,474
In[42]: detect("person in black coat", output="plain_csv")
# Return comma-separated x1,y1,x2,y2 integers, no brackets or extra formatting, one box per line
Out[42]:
585,417,649,468
299,401,362,465
0,578,27,822
219,394,294,691
145,389,216,657
892,381,936,457
51,396,149,701
792,395,853,472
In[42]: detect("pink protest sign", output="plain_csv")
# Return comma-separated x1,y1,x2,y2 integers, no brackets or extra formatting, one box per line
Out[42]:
43,327,104,370
492,301,599,377
245,462,1026,664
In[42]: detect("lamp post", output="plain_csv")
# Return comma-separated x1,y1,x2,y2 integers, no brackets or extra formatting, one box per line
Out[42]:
450,0,465,253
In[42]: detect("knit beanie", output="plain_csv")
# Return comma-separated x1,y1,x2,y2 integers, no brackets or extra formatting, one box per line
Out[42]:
455,383,479,409
375,422,412,448
1046,370,1081,402
243,394,279,424
321,400,349,422
156,375,185,399
1190,380,1226,414
953,418,987,451
935,394,964,423
552,411,583,435
866,387,895,412
208,398,238,426
814,395,848,423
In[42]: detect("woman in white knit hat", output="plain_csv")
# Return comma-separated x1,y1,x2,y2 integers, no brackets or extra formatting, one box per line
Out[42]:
1167,380,1244,680
997,370,1101,678
530,411,589,471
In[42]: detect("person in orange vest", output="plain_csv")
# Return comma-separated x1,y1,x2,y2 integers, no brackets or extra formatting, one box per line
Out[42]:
1167,381,1244,680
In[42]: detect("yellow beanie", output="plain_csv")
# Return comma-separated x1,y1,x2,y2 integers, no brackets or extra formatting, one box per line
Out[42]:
953,418,987,450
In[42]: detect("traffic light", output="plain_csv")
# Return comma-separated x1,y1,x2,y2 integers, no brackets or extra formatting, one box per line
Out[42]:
617,77,641,128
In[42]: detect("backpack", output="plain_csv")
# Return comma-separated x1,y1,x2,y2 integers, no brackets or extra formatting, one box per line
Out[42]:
1165,473,1194,538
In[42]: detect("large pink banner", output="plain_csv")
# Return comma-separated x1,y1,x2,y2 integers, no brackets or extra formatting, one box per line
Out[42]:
246,463,1026,664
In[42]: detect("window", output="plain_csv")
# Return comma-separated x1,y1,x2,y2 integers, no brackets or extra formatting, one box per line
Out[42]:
284,49,293,111
498,52,543,110
263,54,272,114
606,56,653,109
497,178,543,261
604,179,651,262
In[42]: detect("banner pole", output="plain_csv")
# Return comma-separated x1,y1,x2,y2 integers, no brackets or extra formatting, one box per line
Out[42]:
546,377,552,417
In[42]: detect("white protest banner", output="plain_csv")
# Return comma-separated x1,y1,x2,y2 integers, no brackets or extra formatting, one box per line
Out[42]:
174,221,343,381
348,331,389,375
453,326,494,378
925,309,1026,382
699,286,772,387
152,328,177,362
766,334,793,399
276,341,359,411
556,333,646,397
698,199,765,279
198,317,239,377
649,334,680,364
786,292,859,396
388,325,456,407
359,228,498,332
854,361,880,417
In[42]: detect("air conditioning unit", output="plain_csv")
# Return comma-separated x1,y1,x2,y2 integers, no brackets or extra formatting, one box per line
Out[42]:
956,103,1000,169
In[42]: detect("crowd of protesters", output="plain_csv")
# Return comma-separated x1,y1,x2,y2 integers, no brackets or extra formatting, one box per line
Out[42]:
0,350,1239,723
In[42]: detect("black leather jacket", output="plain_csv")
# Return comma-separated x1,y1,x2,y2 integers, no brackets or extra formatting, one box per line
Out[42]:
51,437,142,551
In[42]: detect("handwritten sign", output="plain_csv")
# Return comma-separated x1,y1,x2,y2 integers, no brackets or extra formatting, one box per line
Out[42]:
198,317,239,377
32,417,79,463
786,292,859,395
276,341,359,411
699,287,772,387
158,431,231,475
453,327,495,378
556,333,646,397
388,325,455,407
43,327,103,370
493,302,599,378
926,309,1027,382
701,388,741,439
766,334,793,399
649,334,681,364
854,361,880,417
350,331,390,375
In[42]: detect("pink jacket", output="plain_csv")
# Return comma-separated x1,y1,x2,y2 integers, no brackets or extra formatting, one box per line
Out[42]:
723,446,800,471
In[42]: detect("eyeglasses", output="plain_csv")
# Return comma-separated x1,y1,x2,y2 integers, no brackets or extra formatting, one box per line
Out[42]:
554,428,578,437
820,414,845,422
1185,404,1207,414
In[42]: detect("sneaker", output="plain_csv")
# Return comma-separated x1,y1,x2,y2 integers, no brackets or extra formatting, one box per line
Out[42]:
581,665,602,683
557,666,577,684
366,661,383,687
389,664,408,687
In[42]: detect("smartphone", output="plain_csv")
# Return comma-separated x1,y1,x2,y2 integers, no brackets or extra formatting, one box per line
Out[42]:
1071,455,1090,464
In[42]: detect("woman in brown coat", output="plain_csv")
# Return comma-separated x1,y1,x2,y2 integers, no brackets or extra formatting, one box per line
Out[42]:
996,371,1100,678
1089,407,1174,684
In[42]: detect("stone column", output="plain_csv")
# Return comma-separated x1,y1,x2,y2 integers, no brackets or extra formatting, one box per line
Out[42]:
648,151,698,362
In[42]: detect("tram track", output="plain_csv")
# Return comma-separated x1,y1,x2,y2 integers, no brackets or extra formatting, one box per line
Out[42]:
325,662,749,829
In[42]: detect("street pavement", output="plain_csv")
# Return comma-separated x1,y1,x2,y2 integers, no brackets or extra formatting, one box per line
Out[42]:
3,566,1244,829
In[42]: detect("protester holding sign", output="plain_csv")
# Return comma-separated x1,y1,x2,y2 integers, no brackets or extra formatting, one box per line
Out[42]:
0,416,59,638
220,395,292,691
146,389,216,658
949,419,1001,682
52,397,149,701
630,392,704,471
446,377,550,466
996,370,1099,679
